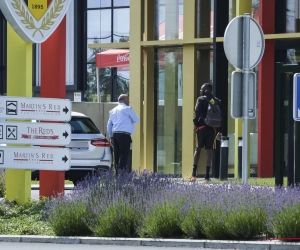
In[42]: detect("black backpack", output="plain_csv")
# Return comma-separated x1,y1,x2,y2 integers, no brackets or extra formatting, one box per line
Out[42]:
204,96,221,128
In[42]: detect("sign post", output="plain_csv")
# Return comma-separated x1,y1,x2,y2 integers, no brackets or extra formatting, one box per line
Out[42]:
242,15,251,185
0,96,72,202
293,73,300,122
0,0,71,203
224,14,265,184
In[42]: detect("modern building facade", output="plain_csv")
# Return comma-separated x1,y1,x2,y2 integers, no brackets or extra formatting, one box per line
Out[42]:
1,0,300,184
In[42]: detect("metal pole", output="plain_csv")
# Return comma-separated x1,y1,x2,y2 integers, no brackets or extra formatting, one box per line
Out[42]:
219,136,229,180
96,67,100,103
242,14,251,184
238,136,243,178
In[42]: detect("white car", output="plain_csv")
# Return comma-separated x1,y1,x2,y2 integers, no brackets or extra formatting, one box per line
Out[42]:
32,112,112,184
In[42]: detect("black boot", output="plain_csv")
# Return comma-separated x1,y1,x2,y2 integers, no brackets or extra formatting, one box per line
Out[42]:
190,165,197,182
192,165,197,177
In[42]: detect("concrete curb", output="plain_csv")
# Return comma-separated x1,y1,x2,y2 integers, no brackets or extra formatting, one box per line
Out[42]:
0,236,300,249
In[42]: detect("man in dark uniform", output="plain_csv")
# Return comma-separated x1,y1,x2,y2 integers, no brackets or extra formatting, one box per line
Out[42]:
191,83,222,182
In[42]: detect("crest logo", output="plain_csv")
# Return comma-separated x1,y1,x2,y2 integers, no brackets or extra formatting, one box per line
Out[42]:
0,0,71,43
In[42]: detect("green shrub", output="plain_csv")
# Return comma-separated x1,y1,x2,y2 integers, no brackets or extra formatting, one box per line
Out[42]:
268,203,300,238
91,200,141,237
0,215,53,235
0,170,5,198
46,198,92,236
139,199,185,238
0,200,54,235
201,204,267,240
181,205,206,239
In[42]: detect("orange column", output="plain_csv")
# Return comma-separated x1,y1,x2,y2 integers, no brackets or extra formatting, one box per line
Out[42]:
39,12,66,197
257,0,275,177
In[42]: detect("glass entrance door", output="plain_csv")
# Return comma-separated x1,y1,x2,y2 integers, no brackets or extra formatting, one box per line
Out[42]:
274,63,300,186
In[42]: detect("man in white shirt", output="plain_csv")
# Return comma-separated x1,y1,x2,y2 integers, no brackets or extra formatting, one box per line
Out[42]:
107,94,140,174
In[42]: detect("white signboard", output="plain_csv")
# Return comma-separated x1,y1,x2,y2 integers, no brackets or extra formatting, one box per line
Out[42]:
74,92,81,102
0,96,71,121
0,146,70,171
0,122,71,146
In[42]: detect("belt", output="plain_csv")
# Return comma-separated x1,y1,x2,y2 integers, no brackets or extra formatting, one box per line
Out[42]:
114,131,130,135
196,126,216,133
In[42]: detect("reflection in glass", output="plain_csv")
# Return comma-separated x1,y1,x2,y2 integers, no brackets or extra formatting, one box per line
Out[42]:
286,48,300,64
87,0,111,8
117,70,130,97
113,9,130,42
196,47,213,92
286,0,300,33
229,1,260,22
155,0,184,40
114,0,130,7
87,10,111,61
196,0,214,38
86,63,110,102
252,0,259,22
155,48,183,174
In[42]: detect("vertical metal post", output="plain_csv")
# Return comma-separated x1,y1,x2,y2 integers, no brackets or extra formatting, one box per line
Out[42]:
219,136,229,180
96,67,100,103
242,14,251,184
238,136,243,178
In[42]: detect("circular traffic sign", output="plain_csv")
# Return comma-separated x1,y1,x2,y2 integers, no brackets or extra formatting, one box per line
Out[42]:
224,15,265,70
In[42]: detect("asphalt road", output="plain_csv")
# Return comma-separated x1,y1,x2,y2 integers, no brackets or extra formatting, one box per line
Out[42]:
0,242,233,250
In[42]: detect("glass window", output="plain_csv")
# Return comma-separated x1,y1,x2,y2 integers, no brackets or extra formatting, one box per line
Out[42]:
155,48,183,174
87,0,111,9
86,63,98,102
117,69,130,97
113,8,130,42
196,47,213,92
196,0,214,38
252,0,259,22
155,0,184,40
87,9,112,62
114,0,130,7
228,0,235,21
0,10,6,95
286,0,300,33
69,117,100,134
85,1,131,103
86,63,113,102
229,0,260,22
98,67,113,102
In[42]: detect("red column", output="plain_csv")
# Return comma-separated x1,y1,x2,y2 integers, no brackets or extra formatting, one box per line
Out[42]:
257,0,275,177
39,15,66,196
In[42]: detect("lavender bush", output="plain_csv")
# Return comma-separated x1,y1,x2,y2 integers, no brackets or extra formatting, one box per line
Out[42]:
44,190,92,236
44,171,300,240
90,196,142,237
199,185,270,240
267,186,300,239
138,188,186,238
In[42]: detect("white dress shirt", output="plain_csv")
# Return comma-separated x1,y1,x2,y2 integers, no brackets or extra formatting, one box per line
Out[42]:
107,103,140,137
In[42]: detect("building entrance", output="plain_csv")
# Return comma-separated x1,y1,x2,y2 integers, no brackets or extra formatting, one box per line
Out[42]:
274,63,300,186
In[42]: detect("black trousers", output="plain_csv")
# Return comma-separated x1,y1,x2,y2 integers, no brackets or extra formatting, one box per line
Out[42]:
113,133,131,174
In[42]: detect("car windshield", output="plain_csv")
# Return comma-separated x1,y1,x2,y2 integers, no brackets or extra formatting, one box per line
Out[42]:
69,117,100,134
